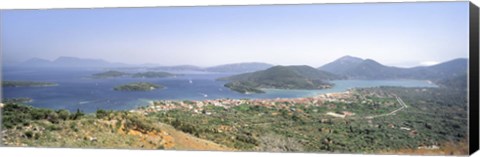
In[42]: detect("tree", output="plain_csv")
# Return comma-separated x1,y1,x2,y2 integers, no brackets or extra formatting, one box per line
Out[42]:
71,108,84,120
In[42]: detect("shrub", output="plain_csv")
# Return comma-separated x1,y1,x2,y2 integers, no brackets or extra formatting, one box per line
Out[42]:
124,114,158,133
24,131,33,139
47,112,60,124
96,109,108,119
57,109,71,120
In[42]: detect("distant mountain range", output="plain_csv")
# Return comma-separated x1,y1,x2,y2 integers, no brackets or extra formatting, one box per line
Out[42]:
205,62,274,73
15,57,274,73
17,57,128,68
148,65,205,72
15,56,468,85
219,65,341,93
147,62,273,73
319,55,468,81
218,55,468,93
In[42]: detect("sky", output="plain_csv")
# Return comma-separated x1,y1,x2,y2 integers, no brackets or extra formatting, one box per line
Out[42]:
0,2,470,68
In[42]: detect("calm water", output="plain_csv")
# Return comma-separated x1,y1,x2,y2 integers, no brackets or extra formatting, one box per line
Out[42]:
2,68,437,113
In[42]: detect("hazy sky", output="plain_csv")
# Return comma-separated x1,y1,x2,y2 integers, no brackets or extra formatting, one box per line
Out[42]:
0,2,469,67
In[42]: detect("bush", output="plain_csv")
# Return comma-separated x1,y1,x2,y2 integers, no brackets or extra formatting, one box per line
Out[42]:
57,109,71,120
24,131,34,139
96,109,108,119
47,112,60,123
124,114,158,133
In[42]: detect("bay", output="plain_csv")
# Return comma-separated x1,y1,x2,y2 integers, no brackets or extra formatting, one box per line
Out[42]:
2,68,437,113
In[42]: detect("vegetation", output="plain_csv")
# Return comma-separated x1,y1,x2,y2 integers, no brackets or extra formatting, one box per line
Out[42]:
132,71,175,78
2,81,57,87
435,73,467,91
92,70,130,78
113,82,163,91
2,97,33,104
1,103,230,150
1,85,468,155
219,65,340,94
146,86,467,154
224,81,266,94
2,103,85,129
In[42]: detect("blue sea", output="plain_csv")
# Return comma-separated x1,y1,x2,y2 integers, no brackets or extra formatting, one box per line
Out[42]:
2,67,437,113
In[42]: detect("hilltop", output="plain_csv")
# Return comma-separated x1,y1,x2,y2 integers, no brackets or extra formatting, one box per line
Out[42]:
1,103,232,150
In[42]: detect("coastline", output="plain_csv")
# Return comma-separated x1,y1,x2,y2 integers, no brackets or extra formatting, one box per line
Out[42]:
131,90,353,114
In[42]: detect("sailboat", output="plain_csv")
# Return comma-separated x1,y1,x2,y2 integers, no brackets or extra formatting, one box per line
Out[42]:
199,93,208,97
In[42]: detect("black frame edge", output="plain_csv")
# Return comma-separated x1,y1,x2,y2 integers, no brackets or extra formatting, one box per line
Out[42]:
469,1,480,155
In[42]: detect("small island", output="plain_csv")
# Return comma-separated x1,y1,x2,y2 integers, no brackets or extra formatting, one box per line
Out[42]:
92,70,130,79
224,81,266,94
114,82,163,91
2,97,33,104
2,81,58,87
132,71,175,78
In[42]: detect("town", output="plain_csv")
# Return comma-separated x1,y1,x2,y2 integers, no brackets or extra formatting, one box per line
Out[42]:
132,89,402,120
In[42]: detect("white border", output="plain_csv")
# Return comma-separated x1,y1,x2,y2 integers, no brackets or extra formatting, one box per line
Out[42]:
0,0,478,157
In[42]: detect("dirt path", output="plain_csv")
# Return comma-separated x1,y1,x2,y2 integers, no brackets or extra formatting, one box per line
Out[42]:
157,123,234,151
364,96,407,119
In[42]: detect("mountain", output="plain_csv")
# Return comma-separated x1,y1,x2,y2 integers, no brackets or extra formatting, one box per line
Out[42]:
338,59,408,79
206,62,274,73
319,56,406,79
219,65,342,94
319,56,468,81
18,56,128,68
147,62,273,73
319,56,364,74
148,65,204,72
408,58,468,80
53,57,121,67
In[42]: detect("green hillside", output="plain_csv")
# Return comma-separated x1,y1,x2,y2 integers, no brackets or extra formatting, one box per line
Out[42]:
219,65,342,94
114,82,163,91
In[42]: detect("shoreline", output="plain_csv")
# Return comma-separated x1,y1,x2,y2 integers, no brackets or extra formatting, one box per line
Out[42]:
132,90,354,114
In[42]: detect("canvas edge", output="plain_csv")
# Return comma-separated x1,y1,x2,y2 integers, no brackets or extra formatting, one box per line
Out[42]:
469,1,479,155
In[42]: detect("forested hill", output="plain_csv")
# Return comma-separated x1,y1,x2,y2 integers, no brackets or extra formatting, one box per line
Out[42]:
219,65,342,94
